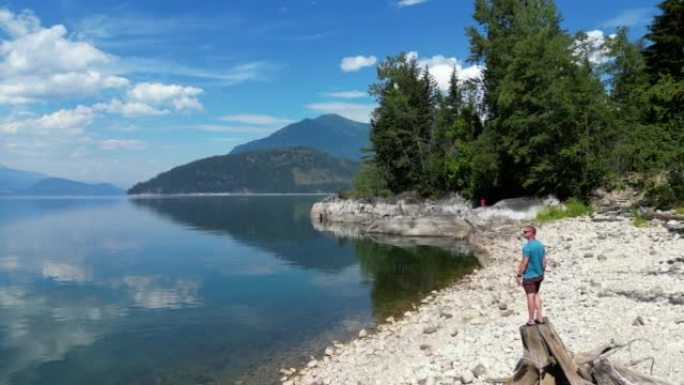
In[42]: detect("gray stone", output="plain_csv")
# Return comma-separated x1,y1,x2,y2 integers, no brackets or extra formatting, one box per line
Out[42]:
420,344,431,350
669,293,684,305
665,220,684,233
460,370,474,384
358,329,368,338
501,309,514,317
584,252,594,258
597,254,607,261
472,364,487,378
450,329,459,337
498,303,508,310
423,326,439,334
633,316,645,326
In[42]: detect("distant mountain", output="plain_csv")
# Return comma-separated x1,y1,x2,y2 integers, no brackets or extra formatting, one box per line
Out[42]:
0,164,47,193
0,165,123,196
21,178,124,196
128,147,359,195
230,114,370,160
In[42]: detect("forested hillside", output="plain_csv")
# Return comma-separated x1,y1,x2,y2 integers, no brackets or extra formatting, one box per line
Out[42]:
356,0,683,208
128,147,359,194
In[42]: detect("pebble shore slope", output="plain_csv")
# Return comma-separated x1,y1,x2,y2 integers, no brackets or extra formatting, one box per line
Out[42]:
287,217,684,385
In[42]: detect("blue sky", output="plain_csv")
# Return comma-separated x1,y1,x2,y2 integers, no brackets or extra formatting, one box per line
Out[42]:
0,0,661,187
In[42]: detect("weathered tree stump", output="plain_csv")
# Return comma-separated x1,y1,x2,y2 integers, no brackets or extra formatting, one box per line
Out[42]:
493,318,673,385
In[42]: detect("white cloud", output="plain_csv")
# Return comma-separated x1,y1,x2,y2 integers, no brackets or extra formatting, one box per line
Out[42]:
0,105,95,135
574,30,612,65
0,9,40,37
95,99,167,117
340,55,377,72
119,276,201,309
118,58,274,85
0,256,19,271
42,262,88,283
398,0,428,7
305,102,376,122
409,52,483,92
36,106,95,132
323,90,367,99
0,8,128,104
601,7,654,28
98,139,147,151
127,82,203,112
219,114,294,125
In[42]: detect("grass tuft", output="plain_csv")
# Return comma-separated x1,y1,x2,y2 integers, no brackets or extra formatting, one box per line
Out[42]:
675,207,684,215
631,209,648,227
536,199,593,222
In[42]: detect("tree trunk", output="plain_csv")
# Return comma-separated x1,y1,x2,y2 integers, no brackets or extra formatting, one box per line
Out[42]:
490,318,673,385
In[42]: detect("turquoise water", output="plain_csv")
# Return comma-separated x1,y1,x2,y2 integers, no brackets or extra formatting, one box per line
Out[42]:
0,196,478,385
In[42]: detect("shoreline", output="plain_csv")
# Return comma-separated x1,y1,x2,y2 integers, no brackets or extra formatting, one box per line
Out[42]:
286,216,683,385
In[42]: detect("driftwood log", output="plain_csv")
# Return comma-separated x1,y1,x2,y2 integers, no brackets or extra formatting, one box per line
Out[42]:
641,212,684,221
488,318,673,385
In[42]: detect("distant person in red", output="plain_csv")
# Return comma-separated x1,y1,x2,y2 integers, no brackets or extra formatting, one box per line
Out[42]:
479,198,486,207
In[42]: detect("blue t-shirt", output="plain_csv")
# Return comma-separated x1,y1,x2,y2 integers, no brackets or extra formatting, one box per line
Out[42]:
522,239,545,279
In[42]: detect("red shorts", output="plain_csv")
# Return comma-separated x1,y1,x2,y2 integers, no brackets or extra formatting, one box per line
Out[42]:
522,276,543,294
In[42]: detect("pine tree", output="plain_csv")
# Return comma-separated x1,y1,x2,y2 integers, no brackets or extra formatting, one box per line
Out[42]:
466,0,609,198
644,0,684,79
599,28,651,173
369,53,438,194
639,0,684,205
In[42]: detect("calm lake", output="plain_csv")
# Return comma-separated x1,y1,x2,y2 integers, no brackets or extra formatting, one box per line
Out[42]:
0,196,478,385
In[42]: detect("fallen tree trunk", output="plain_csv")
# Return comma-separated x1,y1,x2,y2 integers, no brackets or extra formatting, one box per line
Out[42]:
591,359,673,385
491,318,673,385
641,212,684,221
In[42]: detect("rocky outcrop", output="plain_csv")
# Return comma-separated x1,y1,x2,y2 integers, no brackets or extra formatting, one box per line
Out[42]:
310,195,560,239
311,220,473,255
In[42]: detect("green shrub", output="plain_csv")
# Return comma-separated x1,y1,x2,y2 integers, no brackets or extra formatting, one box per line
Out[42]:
353,159,391,198
631,209,648,227
645,169,684,209
536,199,593,221
675,207,684,215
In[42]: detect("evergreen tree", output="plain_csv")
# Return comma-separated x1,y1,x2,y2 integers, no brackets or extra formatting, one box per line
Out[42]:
600,28,651,173
639,0,684,206
640,0,684,172
467,0,609,199
369,53,438,194
644,0,684,79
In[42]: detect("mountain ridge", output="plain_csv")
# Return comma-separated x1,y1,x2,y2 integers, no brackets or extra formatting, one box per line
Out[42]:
128,147,359,195
0,165,123,195
230,114,370,160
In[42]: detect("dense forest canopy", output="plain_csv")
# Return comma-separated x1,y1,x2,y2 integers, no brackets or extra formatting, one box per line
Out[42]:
357,0,683,208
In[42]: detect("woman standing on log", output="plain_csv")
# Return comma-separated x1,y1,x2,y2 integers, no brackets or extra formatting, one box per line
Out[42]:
516,225,546,326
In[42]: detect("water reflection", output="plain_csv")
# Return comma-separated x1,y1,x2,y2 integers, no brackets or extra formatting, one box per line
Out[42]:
0,197,478,385
131,196,359,273
355,240,479,320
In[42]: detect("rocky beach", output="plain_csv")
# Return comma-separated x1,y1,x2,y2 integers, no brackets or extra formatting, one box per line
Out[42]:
283,212,683,385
